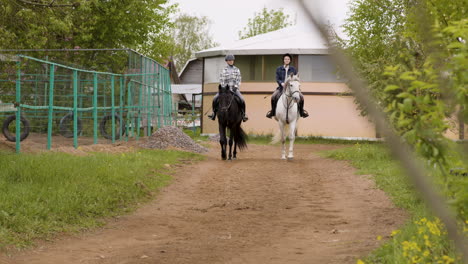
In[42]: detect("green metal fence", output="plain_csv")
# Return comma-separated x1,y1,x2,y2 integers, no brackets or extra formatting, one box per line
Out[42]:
0,49,172,153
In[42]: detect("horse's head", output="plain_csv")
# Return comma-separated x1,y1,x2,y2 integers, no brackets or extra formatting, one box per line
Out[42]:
285,73,301,102
218,84,231,94
217,83,235,114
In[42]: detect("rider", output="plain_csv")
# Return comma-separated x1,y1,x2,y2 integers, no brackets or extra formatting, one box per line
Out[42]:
266,53,309,119
208,54,248,122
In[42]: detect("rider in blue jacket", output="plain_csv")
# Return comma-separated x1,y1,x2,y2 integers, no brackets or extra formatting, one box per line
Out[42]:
266,53,308,119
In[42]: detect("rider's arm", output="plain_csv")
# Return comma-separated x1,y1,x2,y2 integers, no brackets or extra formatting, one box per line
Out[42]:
219,67,226,87
234,68,241,89
275,67,283,87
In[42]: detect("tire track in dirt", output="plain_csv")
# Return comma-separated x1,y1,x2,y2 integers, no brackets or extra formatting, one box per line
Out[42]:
5,143,406,264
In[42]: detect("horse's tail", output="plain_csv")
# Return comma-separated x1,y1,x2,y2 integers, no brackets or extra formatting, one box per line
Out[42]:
232,124,248,150
271,122,289,144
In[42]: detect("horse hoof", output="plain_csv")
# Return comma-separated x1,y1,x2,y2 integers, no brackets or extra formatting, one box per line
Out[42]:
287,156,294,160
281,156,286,160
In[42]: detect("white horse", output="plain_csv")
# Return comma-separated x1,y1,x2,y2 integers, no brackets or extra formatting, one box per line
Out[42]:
271,74,301,160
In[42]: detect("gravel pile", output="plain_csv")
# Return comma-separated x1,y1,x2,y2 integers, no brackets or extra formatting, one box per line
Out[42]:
208,134,220,142
140,126,208,153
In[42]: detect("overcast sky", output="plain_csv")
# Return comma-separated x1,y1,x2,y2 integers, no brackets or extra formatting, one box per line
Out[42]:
169,0,352,46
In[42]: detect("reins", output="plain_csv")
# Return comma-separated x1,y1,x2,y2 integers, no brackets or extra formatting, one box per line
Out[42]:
219,88,235,113
281,80,300,124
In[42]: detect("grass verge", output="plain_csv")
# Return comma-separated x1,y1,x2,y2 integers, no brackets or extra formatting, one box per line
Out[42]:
246,134,375,145
0,149,203,250
322,143,467,263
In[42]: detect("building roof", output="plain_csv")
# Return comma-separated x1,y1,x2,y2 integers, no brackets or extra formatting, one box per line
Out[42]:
196,25,328,58
178,58,199,78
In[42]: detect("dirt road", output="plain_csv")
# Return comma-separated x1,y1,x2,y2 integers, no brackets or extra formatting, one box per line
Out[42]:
4,143,406,264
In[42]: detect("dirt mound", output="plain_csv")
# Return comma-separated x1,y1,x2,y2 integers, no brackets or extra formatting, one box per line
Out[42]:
140,126,208,153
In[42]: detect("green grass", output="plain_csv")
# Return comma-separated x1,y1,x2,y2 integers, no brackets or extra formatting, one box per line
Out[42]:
0,149,203,250
322,143,467,263
247,134,378,145
183,127,209,142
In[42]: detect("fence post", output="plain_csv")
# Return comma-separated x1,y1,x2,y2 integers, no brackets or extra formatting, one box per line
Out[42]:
157,70,161,129
73,70,78,148
126,78,131,141
93,73,98,144
15,60,21,153
147,62,152,135
137,76,142,140
119,77,124,142
47,64,55,150
192,94,196,134
111,75,115,143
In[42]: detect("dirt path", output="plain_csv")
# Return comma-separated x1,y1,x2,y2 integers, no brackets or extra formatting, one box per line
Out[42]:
3,143,406,264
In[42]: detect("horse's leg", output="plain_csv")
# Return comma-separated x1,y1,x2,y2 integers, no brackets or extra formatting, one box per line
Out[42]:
228,130,233,160
219,124,227,160
233,140,237,160
288,120,297,159
279,121,286,160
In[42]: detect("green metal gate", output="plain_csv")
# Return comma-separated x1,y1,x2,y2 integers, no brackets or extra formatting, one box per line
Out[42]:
0,49,172,153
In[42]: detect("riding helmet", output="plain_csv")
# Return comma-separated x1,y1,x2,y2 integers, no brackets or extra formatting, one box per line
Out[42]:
225,54,235,61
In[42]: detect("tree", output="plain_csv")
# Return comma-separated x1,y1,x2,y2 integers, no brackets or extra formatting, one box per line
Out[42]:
340,0,467,168
0,0,176,62
238,7,295,40
341,4,468,259
171,14,218,72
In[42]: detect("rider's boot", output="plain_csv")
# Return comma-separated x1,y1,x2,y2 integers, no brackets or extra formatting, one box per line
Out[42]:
266,95,278,119
241,101,248,122
208,97,219,120
298,96,309,118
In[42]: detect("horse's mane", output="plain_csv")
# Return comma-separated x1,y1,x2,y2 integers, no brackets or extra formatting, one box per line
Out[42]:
286,75,300,83
285,75,300,88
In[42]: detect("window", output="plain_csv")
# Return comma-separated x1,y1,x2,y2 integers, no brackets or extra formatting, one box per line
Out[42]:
234,55,285,82
298,55,344,83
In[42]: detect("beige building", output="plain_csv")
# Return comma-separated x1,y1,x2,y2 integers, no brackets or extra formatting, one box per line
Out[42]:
196,26,465,140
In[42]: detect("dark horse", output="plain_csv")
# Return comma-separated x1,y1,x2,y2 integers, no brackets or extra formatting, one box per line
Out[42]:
216,84,247,160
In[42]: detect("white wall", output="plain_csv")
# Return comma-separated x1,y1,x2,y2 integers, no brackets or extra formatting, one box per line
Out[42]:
204,57,226,84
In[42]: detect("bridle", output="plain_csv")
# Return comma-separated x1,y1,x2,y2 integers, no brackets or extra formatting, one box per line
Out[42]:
281,79,300,124
219,86,235,112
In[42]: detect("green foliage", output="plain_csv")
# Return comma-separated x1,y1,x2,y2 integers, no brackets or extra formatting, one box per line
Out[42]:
324,143,467,263
171,14,218,72
341,0,467,168
0,0,176,62
0,149,202,249
238,7,295,40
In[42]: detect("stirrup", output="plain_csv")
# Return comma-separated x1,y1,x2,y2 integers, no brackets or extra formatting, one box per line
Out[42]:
301,110,309,118
242,114,248,122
